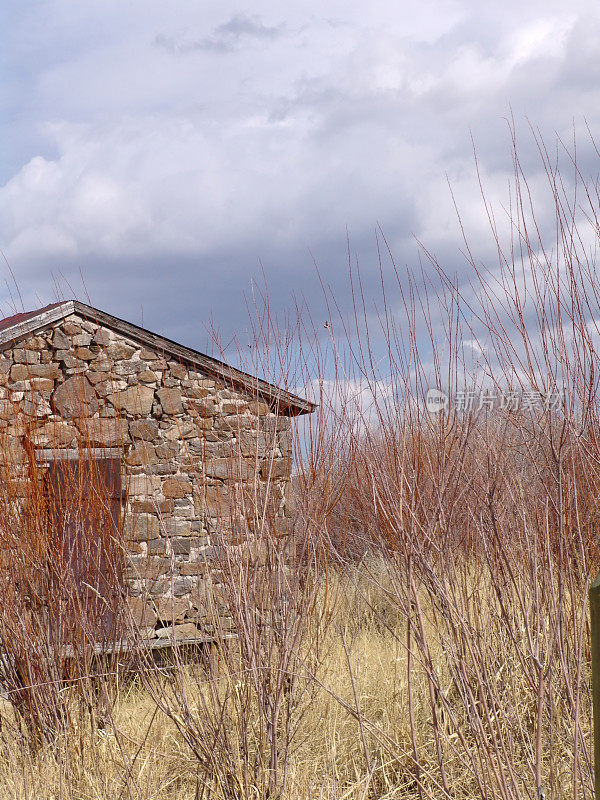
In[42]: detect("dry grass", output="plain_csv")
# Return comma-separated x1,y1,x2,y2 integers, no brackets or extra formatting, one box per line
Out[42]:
0,560,588,800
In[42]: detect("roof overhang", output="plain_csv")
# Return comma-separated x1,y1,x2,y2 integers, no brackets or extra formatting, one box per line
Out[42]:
0,300,315,416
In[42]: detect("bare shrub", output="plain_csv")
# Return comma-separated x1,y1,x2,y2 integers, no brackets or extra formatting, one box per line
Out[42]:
0,412,129,744
0,126,598,799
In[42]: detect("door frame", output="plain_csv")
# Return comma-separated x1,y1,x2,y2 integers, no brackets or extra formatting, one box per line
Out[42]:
37,446,126,646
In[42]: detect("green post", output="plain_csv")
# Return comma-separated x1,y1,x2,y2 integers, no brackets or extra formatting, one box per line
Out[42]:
590,572,600,797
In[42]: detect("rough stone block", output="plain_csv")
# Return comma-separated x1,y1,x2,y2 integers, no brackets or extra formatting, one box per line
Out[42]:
107,342,137,360
129,419,159,441
186,387,214,400
132,498,174,515
62,320,82,335
195,418,213,431
111,385,155,416
205,458,252,480
157,387,183,415
165,421,196,440
139,557,172,578
147,579,169,597
200,545,226,563
190,399,217,417
52,329,71,350
203,440,236,459
148,358,168,371
126,514,162,541
147,537,169,554
155,597,189,622
163,477,193,498
11,363,60,382
52,375,99,419
203,459,230,480
249,400,270,416
32,363,61,379
71,333,92,347
178,560,201,577
222,401,248,414
148,463,178,475
194,485,232,517
238,430,274,458
168,363,187,380
260,416,291,433
126,474,161,496
74,347,94,360
32,421,78,448
30,378,54,392
171,537,192,555
126,442,157,466
19,336,43,352
114,361,141,376
217,414,254,431
127,598,158,628
10,365,28,382
172,578,192,597
13,349,40,365
278,430,292,454
155,441,179,459
22,395,51,417
165,518,192,537
92,329,112,346
76,417,130,446
260,457,292,479
92,356,112,372
155,622,200,640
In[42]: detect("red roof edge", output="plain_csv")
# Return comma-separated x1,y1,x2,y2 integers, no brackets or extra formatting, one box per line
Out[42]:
0,302,66,332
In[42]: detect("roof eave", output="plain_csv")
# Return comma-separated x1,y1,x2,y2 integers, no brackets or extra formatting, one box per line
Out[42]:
0,301,76,348
0,300,315,416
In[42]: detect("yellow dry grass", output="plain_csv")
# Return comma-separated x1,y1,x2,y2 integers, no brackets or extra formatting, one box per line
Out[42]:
0,559,589,800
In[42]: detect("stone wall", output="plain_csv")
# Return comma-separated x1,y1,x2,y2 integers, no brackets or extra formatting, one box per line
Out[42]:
0,312,293,641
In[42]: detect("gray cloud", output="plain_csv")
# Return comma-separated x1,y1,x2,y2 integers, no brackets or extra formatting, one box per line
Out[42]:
2,0,600,354
154,13,286,55
214,13,285,40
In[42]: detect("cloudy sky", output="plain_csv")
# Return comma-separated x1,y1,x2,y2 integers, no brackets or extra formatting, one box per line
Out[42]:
2,0,600,357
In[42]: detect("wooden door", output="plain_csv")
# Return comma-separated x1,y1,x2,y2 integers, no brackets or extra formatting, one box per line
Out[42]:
46,455,123,646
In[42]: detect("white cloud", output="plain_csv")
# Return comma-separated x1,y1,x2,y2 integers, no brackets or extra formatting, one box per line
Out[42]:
2,0,600,344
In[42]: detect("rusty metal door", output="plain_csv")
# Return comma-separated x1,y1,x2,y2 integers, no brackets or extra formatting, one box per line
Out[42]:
46,455,123,646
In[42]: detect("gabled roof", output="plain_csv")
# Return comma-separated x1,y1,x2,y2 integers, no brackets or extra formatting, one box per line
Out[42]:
0,300,314,416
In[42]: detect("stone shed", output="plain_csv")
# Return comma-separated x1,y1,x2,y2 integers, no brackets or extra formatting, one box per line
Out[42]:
0,300,313,644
